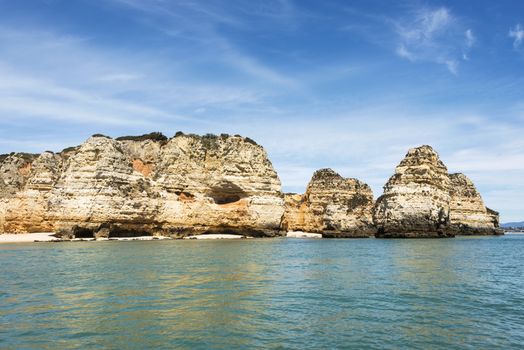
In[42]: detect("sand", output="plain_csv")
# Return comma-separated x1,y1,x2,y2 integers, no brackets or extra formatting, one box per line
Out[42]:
0,232,59,243
0,233,252,243
286,231,323,238
0,233,175,243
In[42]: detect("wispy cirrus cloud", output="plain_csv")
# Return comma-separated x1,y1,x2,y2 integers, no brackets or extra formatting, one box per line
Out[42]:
394,7,474,74
509,24,524,49
1,1,523,221
108,0,299,88
0,26,274,130
462,29,475,60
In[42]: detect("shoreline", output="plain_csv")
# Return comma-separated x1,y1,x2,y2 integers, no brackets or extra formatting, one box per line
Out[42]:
0,231,521,244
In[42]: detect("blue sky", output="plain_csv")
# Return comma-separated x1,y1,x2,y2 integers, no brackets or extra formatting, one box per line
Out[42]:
0,0,523,221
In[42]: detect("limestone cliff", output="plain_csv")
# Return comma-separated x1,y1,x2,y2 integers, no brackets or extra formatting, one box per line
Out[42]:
1,152,61,233
448,173,503,235
0,138,502,239
0,133,284,238
374,145,501,237
281,169,375,237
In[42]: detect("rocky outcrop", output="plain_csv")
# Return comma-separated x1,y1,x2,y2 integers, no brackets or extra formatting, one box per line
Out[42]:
1,152,62,233
0,133,284,238
374,145,502,237
448,173,503,235
0,138,502,239
281,169,375,237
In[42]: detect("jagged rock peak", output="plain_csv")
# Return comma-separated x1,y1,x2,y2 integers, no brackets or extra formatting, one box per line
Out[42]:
310,168,342,181
374,145,502,237
397,145,446,168
374,145,453,238
281,168,376,238
449,173,479,197
388,145,450,191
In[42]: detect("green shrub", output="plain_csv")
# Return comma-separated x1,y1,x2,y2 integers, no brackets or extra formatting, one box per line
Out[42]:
91,133,111,139
116,132,167,142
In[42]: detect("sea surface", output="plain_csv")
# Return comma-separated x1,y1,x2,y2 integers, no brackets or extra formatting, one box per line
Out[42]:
1,235,523,349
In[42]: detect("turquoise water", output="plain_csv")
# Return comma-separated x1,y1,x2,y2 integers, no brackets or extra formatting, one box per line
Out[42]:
1,236,523,349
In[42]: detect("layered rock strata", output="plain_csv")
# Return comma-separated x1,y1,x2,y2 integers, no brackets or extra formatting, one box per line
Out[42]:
0,133,284,238
281,169,376,237
0,137,502,239
448,173,503,235
374,145,501,237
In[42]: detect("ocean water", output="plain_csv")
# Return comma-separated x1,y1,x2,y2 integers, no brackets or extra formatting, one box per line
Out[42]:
1,236,523,349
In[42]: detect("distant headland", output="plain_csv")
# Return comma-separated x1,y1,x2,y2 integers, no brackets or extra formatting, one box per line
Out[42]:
0,132,502,240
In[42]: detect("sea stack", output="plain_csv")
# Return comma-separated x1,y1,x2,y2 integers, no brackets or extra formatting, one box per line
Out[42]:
281,168,376,237
374,145,452,238
374,145,502,238
0,133,285,238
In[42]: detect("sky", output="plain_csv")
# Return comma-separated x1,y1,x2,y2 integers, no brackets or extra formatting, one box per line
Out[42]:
0,0,523,222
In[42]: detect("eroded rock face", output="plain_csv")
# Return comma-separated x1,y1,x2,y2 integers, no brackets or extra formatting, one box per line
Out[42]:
374,145,501,237
374,145,454,238
0,138,502,239
449,173,503,235
0,133,284,237
3,152,62,233
0,152,47,233
281,169,375,237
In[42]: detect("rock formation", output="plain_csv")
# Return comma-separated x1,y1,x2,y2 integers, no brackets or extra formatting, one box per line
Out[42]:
448,173,503,235
0,133,284,238
374,145,502,237
1,152,61,233
0,137,502,239
281,169,376,237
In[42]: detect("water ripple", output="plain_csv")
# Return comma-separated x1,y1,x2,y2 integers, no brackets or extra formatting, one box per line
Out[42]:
1,236,523,349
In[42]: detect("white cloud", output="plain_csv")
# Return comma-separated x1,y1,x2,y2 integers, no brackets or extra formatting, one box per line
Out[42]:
465,29,475,48
396,44,414,60
397,7,451,43
108,0,298,88
0,27,275,130
96,73,142,82
395,7,471,74
509,24,524,48
462,29,476,61
445,60,459,75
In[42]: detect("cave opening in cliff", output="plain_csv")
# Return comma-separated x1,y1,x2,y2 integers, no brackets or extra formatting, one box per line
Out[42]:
107,226,152,238
213,194,242,205
73,227,95,238
208,181,247,205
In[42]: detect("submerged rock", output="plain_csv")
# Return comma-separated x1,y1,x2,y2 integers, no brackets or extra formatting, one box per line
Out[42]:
281,168,376,237
0,133,284,237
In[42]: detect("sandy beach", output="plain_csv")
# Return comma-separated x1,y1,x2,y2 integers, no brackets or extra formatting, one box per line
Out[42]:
0,233,254,243
0,233,174,243
0,232,60,243
2,231,520,243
